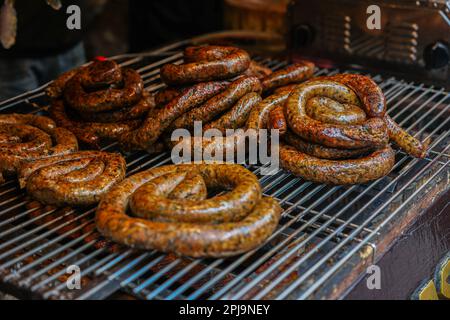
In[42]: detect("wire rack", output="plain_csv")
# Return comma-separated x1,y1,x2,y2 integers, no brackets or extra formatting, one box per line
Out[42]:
0,39,449,300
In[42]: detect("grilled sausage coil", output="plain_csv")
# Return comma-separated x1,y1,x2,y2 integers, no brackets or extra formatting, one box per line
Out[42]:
0,114,78,183
286,79,389,149
48,60,154,148
95,163,282,258
266,74,427,184
64,60,144,113
18,151,126,207
315,75,427,158
160,46,251,85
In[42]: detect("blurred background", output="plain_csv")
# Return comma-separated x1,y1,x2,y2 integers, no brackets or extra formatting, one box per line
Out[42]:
0,0,290,100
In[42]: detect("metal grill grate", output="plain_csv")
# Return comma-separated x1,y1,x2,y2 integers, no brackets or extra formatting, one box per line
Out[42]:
0,40,449,300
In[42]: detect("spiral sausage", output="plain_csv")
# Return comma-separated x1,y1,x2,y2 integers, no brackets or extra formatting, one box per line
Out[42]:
320,74,386,117
18,151,126,207
95,163,282,258
0,114,78,183
48,60,153,148
64,61,144,113
160,46,251,85
310,74,427,158
286,80,389,149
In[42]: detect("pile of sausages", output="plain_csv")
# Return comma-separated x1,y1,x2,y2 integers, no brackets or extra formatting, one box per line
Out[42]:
47,60,155,149
258,74,427,185
0,114,78,183
95,163,282,258
0,44,431,258
118,45,316,153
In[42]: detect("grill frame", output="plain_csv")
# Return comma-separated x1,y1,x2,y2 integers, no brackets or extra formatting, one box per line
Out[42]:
0,38,449,300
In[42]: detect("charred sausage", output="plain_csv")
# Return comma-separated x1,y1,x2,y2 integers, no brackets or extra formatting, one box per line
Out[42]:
64,66,143,113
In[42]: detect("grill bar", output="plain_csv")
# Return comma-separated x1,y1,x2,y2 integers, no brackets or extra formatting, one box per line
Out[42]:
0,38,448,300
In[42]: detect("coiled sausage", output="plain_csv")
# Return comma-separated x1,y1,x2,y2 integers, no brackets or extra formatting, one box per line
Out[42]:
95,163,282,258
0,114,78,183
286,80,389,149
64,61,144,113
280,144,395,185
18,151,126,207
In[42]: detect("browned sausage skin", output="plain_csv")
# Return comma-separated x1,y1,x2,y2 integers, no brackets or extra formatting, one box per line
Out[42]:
246,89,292,131
169,76,261,131
78,91,155,123
315,74,427,158
268,105,287,136
283,131,373,160
64,61,144,113
320,74,386,118
160,46,251,85
96,163,282,258
47,60,153,148
244,61,273,80
384,115,428,158
0,114,78,183
203,92,262,134
18,151,126,207
50,100,141,149
280,144,395,185
261,61,315,93
119,81,228,152
286,80,389,149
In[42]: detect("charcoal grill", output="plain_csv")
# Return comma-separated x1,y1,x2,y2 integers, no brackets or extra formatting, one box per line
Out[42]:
0,35,449,300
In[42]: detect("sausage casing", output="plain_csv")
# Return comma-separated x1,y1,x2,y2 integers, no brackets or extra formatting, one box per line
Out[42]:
19,151,126,207
286,80,389,149
96,163,282,258
280,144,395,185
160,46,251,85
261,61,315,93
